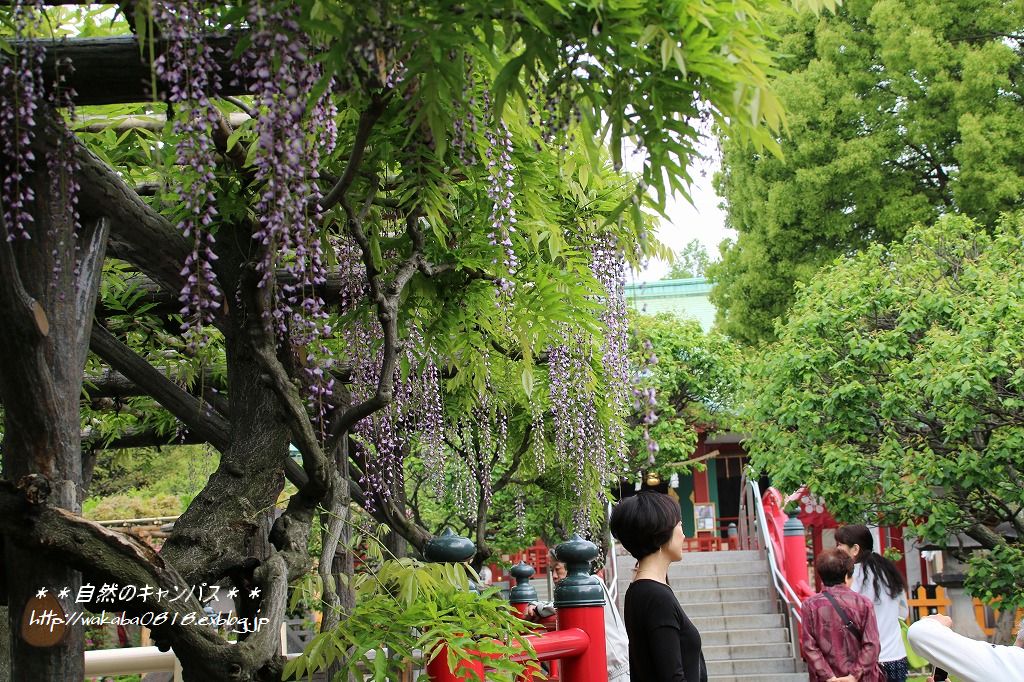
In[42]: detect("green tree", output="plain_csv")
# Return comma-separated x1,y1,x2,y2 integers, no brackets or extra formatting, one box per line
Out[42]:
711,0,1024,344
628,314,742,472
744,214,1024,634
0,1,833,679
663,239,711,280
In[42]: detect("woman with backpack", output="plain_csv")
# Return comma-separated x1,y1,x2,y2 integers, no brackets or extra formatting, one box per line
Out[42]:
835,525,910,682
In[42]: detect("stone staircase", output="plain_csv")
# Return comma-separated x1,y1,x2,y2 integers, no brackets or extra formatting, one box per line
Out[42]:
615,548,806,682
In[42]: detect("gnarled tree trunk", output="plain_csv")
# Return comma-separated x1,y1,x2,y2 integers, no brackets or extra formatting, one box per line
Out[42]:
0,117,110,680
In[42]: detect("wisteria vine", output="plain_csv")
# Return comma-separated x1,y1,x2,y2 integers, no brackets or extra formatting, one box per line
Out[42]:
154,0,223,342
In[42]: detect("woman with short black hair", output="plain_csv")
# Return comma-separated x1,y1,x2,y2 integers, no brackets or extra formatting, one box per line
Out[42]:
835,525,909,682
610,491,707,682
801,548,884,682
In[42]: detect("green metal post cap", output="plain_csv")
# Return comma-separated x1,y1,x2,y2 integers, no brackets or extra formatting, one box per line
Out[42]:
783,511,805,537
423,527,476,563
508,561,538,604
552,534,605,608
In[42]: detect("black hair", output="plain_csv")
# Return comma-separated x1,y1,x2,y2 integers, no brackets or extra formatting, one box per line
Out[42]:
609,492,681,561
815,548,854,587
834,524,907,600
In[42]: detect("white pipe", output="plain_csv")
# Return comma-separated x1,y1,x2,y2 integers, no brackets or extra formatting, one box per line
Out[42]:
84,646,177,675
84,645,303,678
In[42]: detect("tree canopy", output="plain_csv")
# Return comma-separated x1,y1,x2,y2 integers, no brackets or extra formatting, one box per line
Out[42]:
710,0,1024,344
0,1,832,680
744,213,1024,615
662,238,711,280
628,313,742,472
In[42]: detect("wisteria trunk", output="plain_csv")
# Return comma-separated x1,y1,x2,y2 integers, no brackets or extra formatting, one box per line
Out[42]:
0,147,110,681
161,225,291,586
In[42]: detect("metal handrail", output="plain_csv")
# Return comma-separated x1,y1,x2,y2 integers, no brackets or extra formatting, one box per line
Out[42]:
738,473,804,667
746,477,803,625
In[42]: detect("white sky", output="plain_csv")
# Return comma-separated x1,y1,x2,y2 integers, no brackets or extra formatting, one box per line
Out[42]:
626,140,735,284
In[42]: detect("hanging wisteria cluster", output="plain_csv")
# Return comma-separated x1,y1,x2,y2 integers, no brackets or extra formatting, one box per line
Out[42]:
483,114,519,296
451,54,478,166
540,233,635,531
0,0,83,302
45,52,81,288
548,336,605,530
246,6,329,338
343,311,449,509
0,1,44,241
635,339,660,463
153,0,222,341
592,234,631,465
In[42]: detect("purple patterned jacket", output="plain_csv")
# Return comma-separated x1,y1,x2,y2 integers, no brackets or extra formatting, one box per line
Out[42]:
799,585,884,682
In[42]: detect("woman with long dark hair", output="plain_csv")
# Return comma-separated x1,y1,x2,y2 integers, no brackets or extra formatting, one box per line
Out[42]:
835,525,909,682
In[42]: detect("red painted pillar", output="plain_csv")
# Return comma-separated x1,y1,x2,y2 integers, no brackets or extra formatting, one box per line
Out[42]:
556,606,606,682
810,526,823,591
692,442,710,505
553,535,608,682
783,512,808,591
889,526,908,584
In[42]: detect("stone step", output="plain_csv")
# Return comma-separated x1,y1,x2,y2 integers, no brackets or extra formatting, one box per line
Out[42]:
618,571,771,591
678,549,765,564
700,626,790,646
690,611,787,632
702,641,794,661
666,560,773,578
671,559,770,576
674,586,771,604
614,549,764,572
679,599,776,617
706,656,799,676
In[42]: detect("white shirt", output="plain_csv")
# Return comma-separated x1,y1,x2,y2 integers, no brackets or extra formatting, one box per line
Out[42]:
851,563,908,663
599,580,631,681
908,617,1024,682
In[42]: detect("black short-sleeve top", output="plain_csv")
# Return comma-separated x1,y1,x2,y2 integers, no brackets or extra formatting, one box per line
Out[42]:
623,579,708,682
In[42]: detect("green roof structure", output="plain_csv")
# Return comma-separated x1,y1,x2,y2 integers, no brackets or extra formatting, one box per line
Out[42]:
624,277,715,331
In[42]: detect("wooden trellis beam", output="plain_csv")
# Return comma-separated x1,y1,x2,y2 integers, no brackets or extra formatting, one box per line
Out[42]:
6,32,250,106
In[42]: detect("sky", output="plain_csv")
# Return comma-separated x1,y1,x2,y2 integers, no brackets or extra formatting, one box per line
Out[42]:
625,142,736,284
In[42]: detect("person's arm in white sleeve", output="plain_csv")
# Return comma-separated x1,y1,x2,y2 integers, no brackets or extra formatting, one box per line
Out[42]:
908,616,1024,682
898,590,909,621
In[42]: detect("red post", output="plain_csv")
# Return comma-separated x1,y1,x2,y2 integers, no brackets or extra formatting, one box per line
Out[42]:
556,605,606,682
810,525,823,591
888,526,908,585
514,628,590,681
782,512,808,593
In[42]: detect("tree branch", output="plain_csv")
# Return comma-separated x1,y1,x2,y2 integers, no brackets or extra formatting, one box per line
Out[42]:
89,321,230,451
493,422,533,493
0,476,291,680
317,96,387,213
0,227,49,340
83,426,209,450
8,32,251,106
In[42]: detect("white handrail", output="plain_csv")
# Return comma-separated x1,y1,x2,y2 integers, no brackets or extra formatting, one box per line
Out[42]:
85,646,181,680
748,478,803,625
85,645,301,680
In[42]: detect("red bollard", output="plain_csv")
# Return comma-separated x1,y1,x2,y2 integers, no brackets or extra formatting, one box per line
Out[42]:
552,534,608,682
783,511,808,594
556,604,606,682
